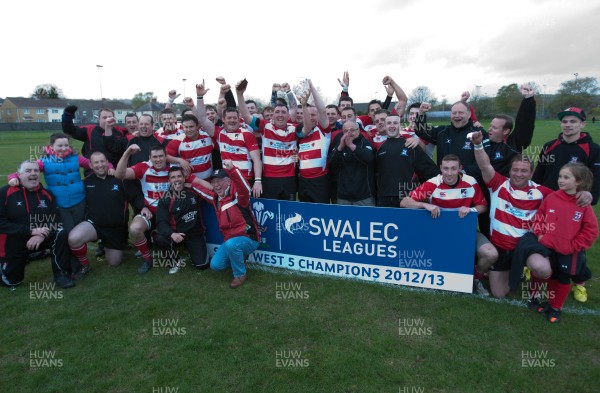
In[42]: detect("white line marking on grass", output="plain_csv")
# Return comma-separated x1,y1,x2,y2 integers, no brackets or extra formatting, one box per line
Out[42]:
247,262,600,316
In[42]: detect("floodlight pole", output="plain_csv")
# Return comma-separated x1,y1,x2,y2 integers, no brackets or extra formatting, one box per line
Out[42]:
96,65,104,102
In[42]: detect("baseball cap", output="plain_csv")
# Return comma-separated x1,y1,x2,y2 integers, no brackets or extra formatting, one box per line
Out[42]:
558,107,586,121
212,169,229,179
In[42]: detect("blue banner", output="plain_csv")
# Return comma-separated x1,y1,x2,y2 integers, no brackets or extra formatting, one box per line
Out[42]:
203,199,477,293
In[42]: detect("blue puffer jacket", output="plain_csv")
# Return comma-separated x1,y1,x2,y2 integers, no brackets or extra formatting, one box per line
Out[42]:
42,153,85,208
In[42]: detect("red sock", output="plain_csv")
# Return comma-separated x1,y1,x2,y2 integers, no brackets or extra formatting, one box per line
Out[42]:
70,244,89,266
528,273,548,299
473,268,484,280
550,282,571,310
133,238,152,260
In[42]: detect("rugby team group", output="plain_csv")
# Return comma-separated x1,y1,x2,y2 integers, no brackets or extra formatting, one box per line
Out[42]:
1,74,597,323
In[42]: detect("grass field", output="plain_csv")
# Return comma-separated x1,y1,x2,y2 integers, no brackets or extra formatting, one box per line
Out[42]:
1,121,599,393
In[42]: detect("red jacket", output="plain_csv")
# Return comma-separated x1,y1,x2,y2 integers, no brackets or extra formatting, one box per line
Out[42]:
192,168,260,242
533,190,598,254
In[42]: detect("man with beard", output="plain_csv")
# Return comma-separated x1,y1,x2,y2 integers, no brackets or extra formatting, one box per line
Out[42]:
155,167,208,274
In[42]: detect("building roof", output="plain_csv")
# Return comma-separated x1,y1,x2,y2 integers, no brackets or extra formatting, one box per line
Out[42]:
4,97,69,108
135,102,165,112
66,99,133,110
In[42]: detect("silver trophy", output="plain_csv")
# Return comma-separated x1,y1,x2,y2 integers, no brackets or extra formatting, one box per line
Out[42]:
293,78,309,99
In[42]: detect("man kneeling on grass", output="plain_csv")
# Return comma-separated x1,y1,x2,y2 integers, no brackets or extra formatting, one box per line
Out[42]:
0,160,75,289
191,159,260,288
155,167,209,274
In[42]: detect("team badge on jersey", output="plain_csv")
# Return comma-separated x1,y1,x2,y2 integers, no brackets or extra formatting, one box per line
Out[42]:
38,200,47,208
17,201,23,206
573,211,583,222
112,184,119,191
463,141,472,149
461,189,467,197
401,149,408,156
570,156,579,163
494,152,503,160
445,139,452,144
527,190,534,199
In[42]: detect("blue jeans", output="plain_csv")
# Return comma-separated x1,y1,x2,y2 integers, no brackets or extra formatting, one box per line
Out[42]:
210,237,260,277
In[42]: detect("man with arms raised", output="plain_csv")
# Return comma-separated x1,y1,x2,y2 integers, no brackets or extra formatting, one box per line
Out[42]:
62,105,126,167
195,80,263,197
471,131,553,298
238,79,309,200
115,145,200,274
297,80,332,203
192,160,260,288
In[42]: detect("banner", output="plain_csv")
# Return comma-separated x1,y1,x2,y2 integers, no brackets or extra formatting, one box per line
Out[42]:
203,200,477,293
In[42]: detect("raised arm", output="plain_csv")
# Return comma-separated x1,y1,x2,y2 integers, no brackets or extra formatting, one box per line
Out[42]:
508,83,536,150
308,79,328,129
281,82,297,120
471,131,495,184
383,76,408,117
61,105,88,141
115,144,139,180
236,79,254,125
195,81,215,137
165,90,180,109
338,71,350,96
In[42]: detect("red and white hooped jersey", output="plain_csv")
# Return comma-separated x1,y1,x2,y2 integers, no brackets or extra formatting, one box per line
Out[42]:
487,172,552,250
410,173,487,209
257,120,298,178
298,125,331,178
166,132,214,180
156,123,185,141
131,161,171,213
216,127,259,180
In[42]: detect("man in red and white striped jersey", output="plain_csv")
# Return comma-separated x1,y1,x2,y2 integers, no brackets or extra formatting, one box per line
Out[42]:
471,131,553,298
115,144,200,274
401,154,498,295
156,108,185,141
296,80,331,203
194,81,263,198
238,79,311,201
166,114,213,180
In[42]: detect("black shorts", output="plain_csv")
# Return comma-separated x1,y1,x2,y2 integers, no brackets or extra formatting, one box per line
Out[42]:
262,176,297,201
298,174,329,203
377,196,400,208
550,251,589,277
90,221,129,250
490,247,513,272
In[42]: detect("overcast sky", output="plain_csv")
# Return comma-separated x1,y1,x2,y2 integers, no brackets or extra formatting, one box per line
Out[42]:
2,0,598,106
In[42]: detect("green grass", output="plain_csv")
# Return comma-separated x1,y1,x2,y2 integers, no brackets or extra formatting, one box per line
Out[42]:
1,122,600,393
